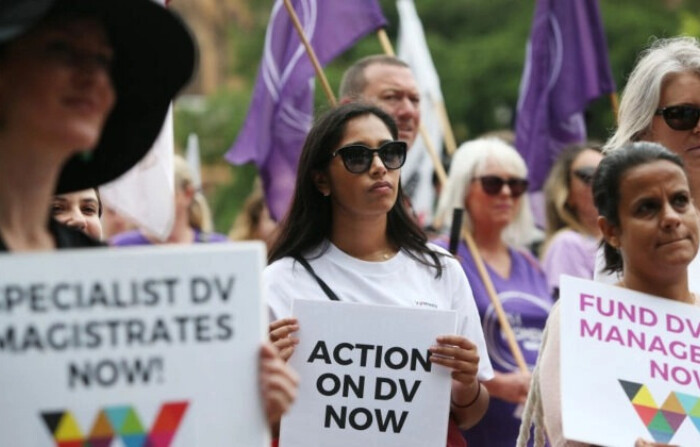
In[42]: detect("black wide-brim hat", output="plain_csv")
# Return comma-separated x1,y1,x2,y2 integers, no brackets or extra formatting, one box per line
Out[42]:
0,0,196,193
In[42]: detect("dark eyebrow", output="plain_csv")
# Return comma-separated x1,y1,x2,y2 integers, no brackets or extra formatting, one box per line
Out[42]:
80,198,99,206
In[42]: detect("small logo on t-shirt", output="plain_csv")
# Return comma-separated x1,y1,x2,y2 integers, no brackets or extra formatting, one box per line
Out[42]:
415,300,438,309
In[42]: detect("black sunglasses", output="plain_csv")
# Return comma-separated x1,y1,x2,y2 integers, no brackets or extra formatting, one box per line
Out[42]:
655,105,700,131
475,176,529,198
331,141,407,174
572,166,596,186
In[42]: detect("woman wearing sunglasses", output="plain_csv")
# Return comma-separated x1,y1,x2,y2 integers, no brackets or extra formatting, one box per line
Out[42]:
541,143,603,298
434,137,552,447
599,37,700,294
265,103,494,446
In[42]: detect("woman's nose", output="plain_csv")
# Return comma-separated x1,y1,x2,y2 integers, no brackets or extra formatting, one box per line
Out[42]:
661,202,682,230
368,152,387,175
65,210,87,231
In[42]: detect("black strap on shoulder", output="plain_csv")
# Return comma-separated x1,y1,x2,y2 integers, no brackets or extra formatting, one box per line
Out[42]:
293,255,340,301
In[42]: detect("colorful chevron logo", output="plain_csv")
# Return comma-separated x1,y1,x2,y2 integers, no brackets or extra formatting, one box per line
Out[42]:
620,380,700,443
40,401,188,447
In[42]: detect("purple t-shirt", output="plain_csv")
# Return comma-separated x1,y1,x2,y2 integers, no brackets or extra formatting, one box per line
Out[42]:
110,229,229,246
435,239,552,447
541,228,598,296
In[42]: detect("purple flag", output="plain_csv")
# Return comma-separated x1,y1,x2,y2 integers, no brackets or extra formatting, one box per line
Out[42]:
225,0,387,220
515,0,615,190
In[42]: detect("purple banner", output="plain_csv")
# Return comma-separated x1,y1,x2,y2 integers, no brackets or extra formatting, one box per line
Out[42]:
225,0,387,220
515,0,615,190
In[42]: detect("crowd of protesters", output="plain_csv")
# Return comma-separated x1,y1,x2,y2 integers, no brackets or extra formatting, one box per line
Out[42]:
3,1,700,446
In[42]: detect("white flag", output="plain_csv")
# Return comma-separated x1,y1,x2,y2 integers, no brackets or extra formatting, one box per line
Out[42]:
100,106,175,241
186,133,202,191
397,0,444,227
99,0,175,241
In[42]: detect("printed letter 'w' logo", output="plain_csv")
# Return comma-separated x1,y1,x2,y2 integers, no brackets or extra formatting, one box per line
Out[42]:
620,380,700,444
40,401,188,447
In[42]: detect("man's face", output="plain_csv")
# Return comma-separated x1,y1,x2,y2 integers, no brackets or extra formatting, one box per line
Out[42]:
359,63,420,147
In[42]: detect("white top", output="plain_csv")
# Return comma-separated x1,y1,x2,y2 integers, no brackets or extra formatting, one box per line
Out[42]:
594,246,700,294
265,241,494,381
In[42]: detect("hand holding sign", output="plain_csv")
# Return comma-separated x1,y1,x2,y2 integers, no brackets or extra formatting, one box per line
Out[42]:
429,335,480,386
260,342,299,425
269,317,299,361
429,335,489,429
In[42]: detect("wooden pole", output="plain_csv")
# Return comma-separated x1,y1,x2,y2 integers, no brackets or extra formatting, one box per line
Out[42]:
377,29,395,56
610,92,620,124
419,126,448,185
461,227,529,374
282,0,337,106
436,100,458,155
377,29,447,185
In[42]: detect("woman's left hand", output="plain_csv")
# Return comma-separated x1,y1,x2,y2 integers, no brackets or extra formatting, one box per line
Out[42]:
260,342,299,426
429,335,480,398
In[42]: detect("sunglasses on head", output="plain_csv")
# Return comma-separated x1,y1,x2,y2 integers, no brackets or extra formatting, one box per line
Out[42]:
655,105,700,131
331,141,407,174
572,166,596,186
475,176,529,198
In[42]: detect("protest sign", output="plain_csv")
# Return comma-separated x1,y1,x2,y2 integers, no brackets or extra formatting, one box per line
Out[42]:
0,243,268,447
560,275,700,446
280,299,456,447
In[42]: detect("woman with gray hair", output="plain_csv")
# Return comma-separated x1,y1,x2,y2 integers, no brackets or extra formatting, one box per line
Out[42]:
434,137,552,446
597,36,700,293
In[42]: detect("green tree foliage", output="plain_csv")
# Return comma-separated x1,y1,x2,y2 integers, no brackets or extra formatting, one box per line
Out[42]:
174,0,695,232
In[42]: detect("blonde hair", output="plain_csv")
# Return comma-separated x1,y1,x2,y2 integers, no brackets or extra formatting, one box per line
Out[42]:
435,138,542,248
543,143,602,239
229,181,267,241
605,36,700,152
173,154,213,233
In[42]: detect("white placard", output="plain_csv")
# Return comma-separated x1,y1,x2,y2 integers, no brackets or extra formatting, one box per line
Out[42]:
560,275,700,446
280,299,456,447
0,243,269,447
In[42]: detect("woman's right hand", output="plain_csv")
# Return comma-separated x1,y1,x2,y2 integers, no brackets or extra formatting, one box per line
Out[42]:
482,370,531,404
269,317,299,361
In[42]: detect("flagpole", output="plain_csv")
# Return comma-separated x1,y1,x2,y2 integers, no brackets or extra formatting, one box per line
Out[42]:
376,29,447,186
461,228,530,374
377,28,395,56
610,92,620,124
282,0,337,106
435,100,458,155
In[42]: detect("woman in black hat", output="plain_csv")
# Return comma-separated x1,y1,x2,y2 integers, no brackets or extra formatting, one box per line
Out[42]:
0,0,298,431
0,0,194,251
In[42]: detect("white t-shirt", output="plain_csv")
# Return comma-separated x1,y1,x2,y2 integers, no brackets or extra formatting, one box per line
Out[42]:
265,241,494,381
594,247,700,294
